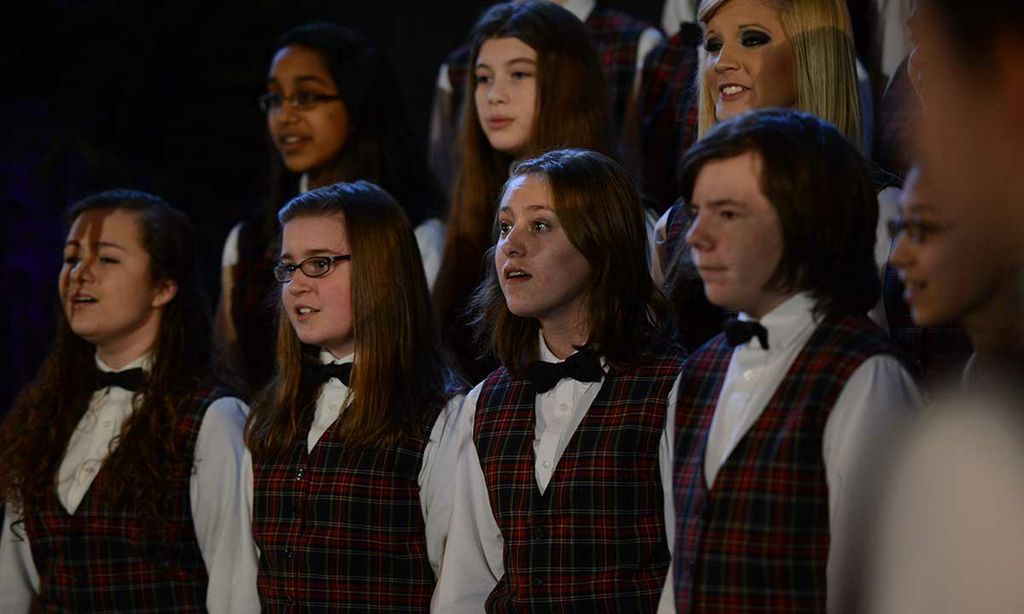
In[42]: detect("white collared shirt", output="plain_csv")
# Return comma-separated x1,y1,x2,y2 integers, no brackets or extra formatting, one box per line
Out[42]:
0,354,259,614
241,348,465,578
432,333,681,613
659,293,921,612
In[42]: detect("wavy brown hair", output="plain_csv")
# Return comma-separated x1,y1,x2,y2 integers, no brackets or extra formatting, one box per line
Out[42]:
433,0,612,369
472,149,672,376
0,189,221,528
246,181,459,457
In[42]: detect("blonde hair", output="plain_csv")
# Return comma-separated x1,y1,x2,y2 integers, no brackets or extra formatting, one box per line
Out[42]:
696,0,861,146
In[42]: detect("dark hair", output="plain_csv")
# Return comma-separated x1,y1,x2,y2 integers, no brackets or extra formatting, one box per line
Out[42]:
260,22,443,235
434,1,612,360
246,181,459,456
472,149,671,375
922,0,1024,67
0,189,221,527
678,109,880,317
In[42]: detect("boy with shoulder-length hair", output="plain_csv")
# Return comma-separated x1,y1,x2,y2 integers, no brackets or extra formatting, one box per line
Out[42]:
668,109,920,612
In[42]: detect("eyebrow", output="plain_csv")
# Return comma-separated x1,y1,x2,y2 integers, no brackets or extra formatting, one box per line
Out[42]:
279,247,342,261
64,240,126,250
267,75,332,87
476,57,537,69
499,203,555,214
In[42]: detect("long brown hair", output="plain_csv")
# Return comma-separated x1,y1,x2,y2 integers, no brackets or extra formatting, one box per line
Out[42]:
0,190,221,526
246,181,458,456
472,149,672,376
433,0,612,350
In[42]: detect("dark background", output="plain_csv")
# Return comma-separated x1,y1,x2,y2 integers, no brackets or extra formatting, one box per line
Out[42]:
1,0,663,411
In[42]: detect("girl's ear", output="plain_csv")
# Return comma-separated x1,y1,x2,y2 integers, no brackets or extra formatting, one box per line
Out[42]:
151,278,179,309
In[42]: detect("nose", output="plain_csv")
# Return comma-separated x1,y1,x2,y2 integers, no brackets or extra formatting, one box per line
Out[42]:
69,256,95,283
684,210,712,253
271,97,300,125
889,231,914,272
487,77,508,105
286,272,312,296
499,225,525,259
713,42,740,73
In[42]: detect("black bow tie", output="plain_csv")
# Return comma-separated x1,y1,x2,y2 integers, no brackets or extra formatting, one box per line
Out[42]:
306,362,352,387
724,318,770,350
525,349,603,394
93,368,146,392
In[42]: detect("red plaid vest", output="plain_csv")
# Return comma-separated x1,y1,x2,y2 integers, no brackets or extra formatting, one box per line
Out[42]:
251,403,443,612
474,348,684,612
445,5,649,144
639,23,701,211
673,315,895,613
25,386,225,613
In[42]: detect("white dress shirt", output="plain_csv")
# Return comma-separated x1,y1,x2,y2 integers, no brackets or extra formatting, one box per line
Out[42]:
432,334,681,613
658,292,921,612
0,354,259,614
241,348,465,578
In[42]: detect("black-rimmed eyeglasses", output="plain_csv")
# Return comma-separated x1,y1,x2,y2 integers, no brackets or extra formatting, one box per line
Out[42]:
258,92,342,114
273,255,351,283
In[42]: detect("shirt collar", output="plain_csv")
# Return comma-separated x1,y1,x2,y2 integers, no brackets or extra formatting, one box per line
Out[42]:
739,292,819,352
95,352,152,373
561,0,595,22
538,330,606,370
319,348,355,366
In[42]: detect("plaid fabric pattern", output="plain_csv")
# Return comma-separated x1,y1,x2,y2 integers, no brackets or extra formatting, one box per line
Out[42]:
585,5,648,142
251,404,443,612
882,263,972,387
639,23,701,211
444,5,649,144
474,348,684,612
26,387,225,613
673,316,895,613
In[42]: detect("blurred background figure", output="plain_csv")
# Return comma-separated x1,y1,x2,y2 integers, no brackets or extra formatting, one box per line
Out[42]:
861,0,1024,611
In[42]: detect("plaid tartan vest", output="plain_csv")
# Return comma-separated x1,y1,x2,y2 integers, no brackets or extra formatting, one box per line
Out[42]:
639,23,701,211
251,403,443,612
475,348,684,612
25,386,225,613
445,5,649,144
585,5,648,142
673,315,895,613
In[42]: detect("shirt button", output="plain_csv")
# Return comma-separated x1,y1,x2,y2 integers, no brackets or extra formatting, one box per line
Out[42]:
533,527,545,540
101,420,111,428
541,460,551,469
285,596,293,604
742,369,757,381
532,577,545,587
559,403,568,413
295,466,305,480
284,548,293,559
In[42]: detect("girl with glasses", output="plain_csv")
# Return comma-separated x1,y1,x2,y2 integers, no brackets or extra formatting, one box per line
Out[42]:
244,181,463,611
218,22,445,394
0,190,257,612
